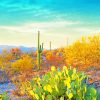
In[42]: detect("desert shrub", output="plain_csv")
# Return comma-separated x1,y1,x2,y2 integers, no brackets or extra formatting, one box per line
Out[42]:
46,52,63,67
10,48,21,59
23,66,97,100
11,54,34,72
63,33,100,69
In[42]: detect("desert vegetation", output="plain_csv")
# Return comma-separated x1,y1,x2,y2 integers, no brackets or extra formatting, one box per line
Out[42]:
0,32,100,100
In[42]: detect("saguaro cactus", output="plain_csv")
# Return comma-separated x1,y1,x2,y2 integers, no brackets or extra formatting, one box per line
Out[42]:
37,31,43,70
50,41,51,51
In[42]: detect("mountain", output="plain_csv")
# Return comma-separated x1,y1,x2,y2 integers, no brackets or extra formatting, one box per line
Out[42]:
0,45,37,53
19,46,37,52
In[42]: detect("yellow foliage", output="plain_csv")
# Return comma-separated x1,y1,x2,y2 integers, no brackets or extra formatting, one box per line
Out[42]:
63,33,100,69
11,54,33,72
44,85,52,93
29,90,39,99
68,93,73,99
51,66,56,71
64,77,71,88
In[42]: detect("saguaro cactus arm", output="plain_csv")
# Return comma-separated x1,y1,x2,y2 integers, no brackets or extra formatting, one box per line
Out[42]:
42,43,43,50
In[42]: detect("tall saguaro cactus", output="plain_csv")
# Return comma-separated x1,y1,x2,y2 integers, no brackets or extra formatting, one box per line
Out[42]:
50,41,51,51
37,31,43,70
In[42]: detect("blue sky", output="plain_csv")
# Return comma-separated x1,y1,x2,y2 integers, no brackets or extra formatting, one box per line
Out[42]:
0,0,100,48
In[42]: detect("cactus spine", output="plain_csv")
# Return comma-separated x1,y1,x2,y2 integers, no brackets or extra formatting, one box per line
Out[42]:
37,31,43,70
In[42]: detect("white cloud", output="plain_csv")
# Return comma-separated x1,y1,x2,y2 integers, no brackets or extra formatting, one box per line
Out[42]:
0,21,99,49
74,27,100,33
0,20,80,33
0,26,19,31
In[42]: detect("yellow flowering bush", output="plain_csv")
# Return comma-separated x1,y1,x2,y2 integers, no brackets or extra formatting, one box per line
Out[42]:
11,54,33,72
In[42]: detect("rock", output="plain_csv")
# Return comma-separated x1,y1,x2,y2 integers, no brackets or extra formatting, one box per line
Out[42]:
0,70,9,83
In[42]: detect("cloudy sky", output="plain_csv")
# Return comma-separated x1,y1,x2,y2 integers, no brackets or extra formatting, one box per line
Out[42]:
0,0,100,49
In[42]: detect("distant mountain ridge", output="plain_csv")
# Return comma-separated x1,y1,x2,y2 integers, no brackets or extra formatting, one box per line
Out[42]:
0,45,37,52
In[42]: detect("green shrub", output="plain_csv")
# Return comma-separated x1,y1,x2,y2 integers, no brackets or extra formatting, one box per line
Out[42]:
1,92,10,100
28,66,97,100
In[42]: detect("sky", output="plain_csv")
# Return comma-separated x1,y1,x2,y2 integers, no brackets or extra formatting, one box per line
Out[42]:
0,0,100,49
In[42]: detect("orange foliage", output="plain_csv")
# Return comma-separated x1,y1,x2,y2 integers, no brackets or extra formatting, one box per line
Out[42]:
10,48,21,54
46,51,63,66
